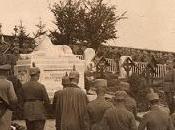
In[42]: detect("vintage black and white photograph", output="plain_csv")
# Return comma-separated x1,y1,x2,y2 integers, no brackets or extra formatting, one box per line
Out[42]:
0,0,175,130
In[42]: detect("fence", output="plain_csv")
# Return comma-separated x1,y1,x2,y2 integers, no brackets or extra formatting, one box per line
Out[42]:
131,62,167,78
105,58,118,73
76,55,84,60
76,55,168,78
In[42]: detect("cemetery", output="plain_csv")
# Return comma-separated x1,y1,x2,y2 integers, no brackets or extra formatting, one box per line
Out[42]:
0,0,175,129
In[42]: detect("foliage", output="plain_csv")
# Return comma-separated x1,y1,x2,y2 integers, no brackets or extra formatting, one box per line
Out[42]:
50,0,126,50
13,21,34,54
50,0,86,45
15,21,30,48
33,18,47,38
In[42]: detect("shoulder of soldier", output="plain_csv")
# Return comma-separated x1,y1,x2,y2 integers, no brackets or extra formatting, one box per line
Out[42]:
104,107,115,114
171,112,175,117
4,79,13,87
63,87,87,96
142,111,155,119
87,98,98,108
32,81,47,90
125,96,137,105
54,90,63,96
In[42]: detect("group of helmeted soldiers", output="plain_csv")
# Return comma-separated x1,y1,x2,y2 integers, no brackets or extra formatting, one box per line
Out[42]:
1,61,175,130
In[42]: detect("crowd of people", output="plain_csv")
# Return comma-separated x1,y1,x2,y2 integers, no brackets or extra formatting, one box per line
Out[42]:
1,59,175,130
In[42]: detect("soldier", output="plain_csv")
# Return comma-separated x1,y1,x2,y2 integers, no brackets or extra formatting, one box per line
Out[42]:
101,91,137,130
52,73,70,130
23,67,50,130
7,69,24,120
119,82,139,121
58,69,89,130
138,92,174,130
87,79,113,130
164,59,175,114
0,64,17,130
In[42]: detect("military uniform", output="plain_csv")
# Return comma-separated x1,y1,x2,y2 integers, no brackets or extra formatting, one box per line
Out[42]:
138,92,174,130
7,75,24,120
87,79,113,130
53,73,70,130
119,82,138,119
23,67,50,130
101,91,137,130
125,96,137,116
57,70,89,130
0,64,17,130
163,66,175,113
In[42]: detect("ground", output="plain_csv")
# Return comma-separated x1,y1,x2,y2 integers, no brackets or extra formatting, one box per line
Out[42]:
13,119,55,130
14,116,142,130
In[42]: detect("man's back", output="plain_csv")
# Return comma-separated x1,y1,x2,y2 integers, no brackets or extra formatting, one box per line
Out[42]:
138,106,174,130
0,78,17,104
23,81,49,101
22,81,50,121
102,106,137,130
60,85,88,130
87,97,112,125
0,77,17,130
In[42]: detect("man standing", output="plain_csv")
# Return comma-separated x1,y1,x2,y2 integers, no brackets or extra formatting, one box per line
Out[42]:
0,64,17,130
101,91,137,130
164,59,175,114
87,79,113,130
119,82,139,121
138,92,174,130
52,73,70,130
59,69,89,130
23,67,50,130
7,69,24,120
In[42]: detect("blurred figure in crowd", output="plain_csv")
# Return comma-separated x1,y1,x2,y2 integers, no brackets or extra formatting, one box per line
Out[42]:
0,64,17,130
138,92,174,130
23,67,50,130
101,91,137,130
7,68,24,120
52,72,70,130
57,69,89,130
119,81,140,121
163,59,175,114
87,79,113,130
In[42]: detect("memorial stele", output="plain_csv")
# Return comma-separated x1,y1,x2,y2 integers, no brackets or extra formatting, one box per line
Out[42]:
14,35,85,99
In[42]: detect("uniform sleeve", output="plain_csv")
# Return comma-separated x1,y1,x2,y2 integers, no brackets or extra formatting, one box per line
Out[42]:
129,113,138,130
138,114,148,130
168,117,175,130
7,82,18,105
42,85,50,105
52,92,57,113
100,111,110,130
87,105,93,126
81,93,90,130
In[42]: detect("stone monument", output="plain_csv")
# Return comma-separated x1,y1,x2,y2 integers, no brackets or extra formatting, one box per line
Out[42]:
14,35,85,99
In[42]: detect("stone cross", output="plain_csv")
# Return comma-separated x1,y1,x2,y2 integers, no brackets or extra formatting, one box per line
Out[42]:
122,57,135,78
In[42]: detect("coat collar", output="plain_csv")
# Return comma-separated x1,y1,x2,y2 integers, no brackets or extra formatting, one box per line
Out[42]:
150,104,160,111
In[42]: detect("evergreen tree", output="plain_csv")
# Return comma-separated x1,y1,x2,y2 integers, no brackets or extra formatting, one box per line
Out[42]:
50,0,127,51
33,18,47,38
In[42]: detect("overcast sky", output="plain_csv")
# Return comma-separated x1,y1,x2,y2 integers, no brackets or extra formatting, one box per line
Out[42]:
0,0,175,52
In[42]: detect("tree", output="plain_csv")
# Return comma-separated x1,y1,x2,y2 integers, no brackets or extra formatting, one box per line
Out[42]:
17,21,30,48
33,18,47,38
50,0,126,51
50,0,86,45
12,21,34,54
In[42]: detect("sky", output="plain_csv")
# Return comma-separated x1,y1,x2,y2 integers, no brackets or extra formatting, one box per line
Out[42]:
0,0,175,52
